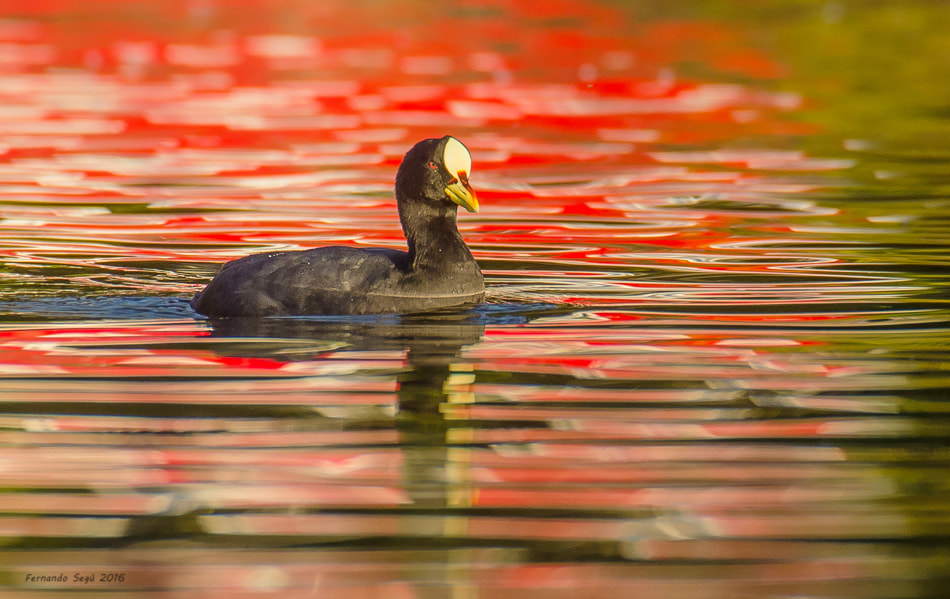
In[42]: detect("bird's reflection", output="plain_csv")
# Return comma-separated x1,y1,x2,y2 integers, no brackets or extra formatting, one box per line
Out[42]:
204,310,487,509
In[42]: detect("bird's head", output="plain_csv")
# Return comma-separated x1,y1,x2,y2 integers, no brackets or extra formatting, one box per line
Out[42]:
396,136,478,214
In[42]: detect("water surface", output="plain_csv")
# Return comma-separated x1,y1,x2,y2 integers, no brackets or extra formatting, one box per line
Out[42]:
1,1,949,597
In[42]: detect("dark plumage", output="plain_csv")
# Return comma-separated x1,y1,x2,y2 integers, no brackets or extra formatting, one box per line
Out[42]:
190,136,484,316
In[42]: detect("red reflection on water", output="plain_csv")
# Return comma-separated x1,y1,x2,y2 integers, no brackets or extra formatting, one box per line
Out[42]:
0,0,814,266
0,0,881,313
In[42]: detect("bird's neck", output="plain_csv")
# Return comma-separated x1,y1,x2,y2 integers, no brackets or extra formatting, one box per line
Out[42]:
399,199,473,270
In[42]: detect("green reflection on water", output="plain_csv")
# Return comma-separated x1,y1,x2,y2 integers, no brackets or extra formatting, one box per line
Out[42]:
625,0,950,195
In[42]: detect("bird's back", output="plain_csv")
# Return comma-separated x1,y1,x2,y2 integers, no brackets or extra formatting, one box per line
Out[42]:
191,245,483,316
191,246,410,316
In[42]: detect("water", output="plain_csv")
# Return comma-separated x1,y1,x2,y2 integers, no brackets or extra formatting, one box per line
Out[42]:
2,1,950,597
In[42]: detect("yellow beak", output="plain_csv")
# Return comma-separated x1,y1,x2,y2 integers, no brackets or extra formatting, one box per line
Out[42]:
445,172,479,213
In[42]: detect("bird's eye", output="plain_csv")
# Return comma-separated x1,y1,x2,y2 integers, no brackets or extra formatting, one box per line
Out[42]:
428,161,438,170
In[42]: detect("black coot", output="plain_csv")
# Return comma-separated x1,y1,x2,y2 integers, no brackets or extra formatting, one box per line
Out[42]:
191,136,483,316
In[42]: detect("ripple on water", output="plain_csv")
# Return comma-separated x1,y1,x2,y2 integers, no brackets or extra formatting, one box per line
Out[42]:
1,0,950,597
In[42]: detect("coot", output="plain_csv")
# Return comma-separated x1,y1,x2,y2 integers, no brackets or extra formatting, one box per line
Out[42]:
190,136,484,316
